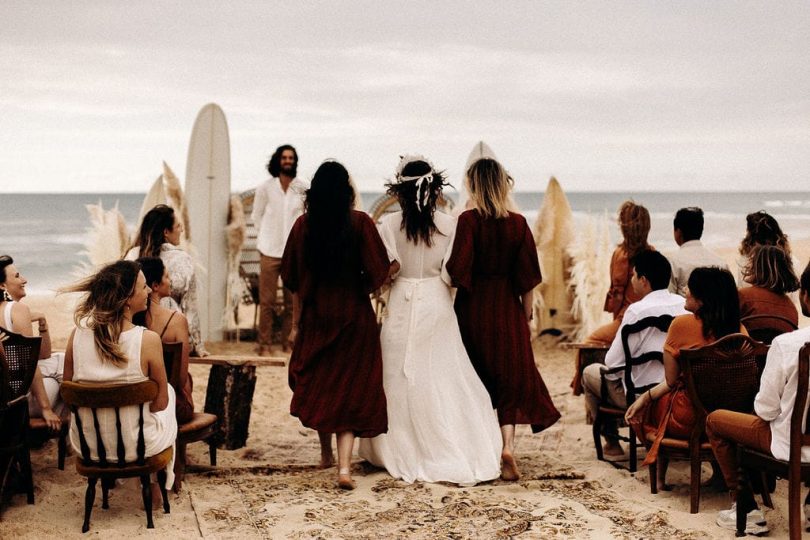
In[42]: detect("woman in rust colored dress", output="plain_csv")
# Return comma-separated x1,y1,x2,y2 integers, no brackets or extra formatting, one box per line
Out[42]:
281,160,390,490
446,158,560,482
738,245,799,334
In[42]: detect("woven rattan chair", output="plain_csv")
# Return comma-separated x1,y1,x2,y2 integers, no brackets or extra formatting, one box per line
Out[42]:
645,333,766,514
593,314,674,472
0,327,69,470
740,314,798,346
736,342,810,539
162,342,217,491
60,379,172,532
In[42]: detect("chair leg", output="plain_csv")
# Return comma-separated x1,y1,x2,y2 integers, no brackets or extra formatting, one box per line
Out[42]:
140,475,154,529
760,471,774,509
689,454,701,514
58,429,67,471
628,427,637,473
789,475,802,540
649,460,658,494
736,462,756,537
592,413,604,461
101,478,113,509
82,477,97,533
209,441,217,467
18,447,34,504
157,469,170,514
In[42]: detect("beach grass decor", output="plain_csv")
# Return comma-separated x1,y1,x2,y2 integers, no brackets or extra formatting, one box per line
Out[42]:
567,213,612,342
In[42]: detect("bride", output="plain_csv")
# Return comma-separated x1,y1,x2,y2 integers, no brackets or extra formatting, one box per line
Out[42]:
359,155,501,485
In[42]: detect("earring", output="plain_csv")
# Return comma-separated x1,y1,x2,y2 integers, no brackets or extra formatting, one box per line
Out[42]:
2,289,11,302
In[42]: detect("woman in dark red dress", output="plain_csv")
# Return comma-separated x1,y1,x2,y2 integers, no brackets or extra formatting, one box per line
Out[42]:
446,158,560,481
281,160,391,489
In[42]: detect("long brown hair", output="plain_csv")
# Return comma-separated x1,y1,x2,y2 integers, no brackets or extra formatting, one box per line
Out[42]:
618,201,651,260
62,260,141,366
688,267,740,340
739,210,791,259
385,159,449,246
129,205,176,258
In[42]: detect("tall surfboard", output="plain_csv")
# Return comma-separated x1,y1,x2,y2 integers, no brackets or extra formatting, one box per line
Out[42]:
185,103,231,343
454,141,498,216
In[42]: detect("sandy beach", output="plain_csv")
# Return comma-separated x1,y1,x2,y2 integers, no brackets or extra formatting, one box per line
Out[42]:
3,241,810,539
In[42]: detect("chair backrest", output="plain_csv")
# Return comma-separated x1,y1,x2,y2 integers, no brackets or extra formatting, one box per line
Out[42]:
740,314,798,345
0,327,42,401
619,314,675,400
790,343,810,462
161,341,183,392
0,395,30,449
680,333,767,421
60,380,158,466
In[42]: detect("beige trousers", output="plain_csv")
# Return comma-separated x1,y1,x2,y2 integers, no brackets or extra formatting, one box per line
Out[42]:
259,255,292,347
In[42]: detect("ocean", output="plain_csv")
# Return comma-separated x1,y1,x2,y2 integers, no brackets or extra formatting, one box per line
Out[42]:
2,191,810,293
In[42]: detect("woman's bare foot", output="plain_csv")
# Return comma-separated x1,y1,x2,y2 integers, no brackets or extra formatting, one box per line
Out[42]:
501,450,520,481
337,468,355,490
319,453,335,469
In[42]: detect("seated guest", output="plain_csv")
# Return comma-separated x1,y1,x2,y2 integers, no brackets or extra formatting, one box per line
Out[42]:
738,245,799,332
0,255,63,430
63,260,177,493
668,207,727,297
625,268,746,473
583,250,687,457
738,210,792,282
134,257,194,424
705,261,810,535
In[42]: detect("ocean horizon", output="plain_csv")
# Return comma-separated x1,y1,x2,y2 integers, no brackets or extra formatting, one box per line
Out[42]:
2,190,810,293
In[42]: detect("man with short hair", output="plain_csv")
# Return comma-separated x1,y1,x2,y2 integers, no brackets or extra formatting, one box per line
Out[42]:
707,261,810,535
251,145,307,356
669,207,727,296
582,250,688,457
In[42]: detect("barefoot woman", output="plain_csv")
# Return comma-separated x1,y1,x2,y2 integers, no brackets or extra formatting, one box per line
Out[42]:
281,160,391,489
446,158,560,481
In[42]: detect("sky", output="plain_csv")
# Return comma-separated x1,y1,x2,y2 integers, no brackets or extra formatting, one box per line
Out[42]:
1,1,808,193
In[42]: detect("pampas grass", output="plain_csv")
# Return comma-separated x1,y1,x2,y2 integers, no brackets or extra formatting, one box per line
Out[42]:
75,201,130,278
222,195,247,335
567,213,613,342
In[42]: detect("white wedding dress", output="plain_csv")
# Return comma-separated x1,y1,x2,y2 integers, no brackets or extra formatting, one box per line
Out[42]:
359,211,502,485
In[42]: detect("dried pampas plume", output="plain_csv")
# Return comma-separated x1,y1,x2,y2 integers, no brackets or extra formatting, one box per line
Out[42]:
75,201,131,278
567,212,612,342
222,195,247,335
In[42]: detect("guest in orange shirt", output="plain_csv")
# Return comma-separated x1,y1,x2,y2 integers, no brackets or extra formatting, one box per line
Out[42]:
625,267,746,479
738,245,799,333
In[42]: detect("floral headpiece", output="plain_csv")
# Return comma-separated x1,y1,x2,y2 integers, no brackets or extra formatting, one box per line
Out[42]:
394,154,435,211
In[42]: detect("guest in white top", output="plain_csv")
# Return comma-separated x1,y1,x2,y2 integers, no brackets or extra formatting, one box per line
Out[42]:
582,250,688,457
668,207,727,297
706,260,810,534
251,144,307,356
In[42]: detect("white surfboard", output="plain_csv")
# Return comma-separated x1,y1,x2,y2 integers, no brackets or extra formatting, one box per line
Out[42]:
138,174,168,225
184,103,231,343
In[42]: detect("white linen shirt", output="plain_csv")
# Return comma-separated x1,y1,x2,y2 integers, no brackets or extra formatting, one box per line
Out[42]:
251,177,308,258
668,240,728,296
755,325,810,462
604,289,689,391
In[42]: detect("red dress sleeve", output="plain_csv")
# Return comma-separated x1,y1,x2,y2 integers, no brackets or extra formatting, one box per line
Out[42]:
445,211,475,290
512,215,542,294
357,211,390,293
281,215,304,293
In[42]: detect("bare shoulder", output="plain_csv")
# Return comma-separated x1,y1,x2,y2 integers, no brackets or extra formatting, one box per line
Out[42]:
141,328,162,351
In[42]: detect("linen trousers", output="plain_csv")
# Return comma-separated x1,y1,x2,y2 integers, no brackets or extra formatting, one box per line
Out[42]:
706,409,772,492
259,255,292,347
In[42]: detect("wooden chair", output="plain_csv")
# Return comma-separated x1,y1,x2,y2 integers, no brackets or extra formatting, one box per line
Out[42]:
593,314,674,472
60,380,172,532
740,314,798,345
162,342,217,491
0,327,69,470
0,329,41,507
736,342,810,539
646,333,766,513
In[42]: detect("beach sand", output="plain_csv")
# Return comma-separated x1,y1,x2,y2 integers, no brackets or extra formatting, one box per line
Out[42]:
4,241,810,539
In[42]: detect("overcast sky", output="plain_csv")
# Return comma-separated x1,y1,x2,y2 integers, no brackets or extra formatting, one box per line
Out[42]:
2,1,808,193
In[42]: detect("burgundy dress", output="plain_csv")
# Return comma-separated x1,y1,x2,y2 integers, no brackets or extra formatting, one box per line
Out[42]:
281,210,390,437
446,210,560,432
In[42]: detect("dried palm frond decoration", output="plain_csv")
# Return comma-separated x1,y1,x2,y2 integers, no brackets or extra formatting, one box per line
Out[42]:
567,212,613,342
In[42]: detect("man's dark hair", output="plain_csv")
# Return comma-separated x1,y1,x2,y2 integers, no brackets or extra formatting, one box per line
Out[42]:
266,144,298,178
632,249,672,291
674,207,704,242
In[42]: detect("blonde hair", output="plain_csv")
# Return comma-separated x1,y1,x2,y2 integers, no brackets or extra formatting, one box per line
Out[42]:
618,200,651,260
742,245,799,294
62,260,141,366
466,159,514,219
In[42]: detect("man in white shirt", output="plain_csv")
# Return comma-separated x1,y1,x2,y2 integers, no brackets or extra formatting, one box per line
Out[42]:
583,250,688,457
707,262,810,534
668,207,727,297
251,145,307,355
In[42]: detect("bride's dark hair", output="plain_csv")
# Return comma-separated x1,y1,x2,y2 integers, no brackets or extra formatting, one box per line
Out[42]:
385,160,449,246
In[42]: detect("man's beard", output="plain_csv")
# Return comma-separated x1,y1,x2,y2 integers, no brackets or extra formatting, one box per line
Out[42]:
281,164,296,177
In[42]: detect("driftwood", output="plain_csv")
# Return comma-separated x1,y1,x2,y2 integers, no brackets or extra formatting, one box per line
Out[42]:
194,355,285,450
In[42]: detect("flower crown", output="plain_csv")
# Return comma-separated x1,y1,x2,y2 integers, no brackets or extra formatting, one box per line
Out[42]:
394,154,436,211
